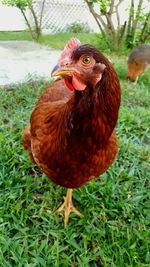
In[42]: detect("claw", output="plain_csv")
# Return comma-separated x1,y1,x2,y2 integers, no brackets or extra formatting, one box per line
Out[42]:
55,189,83,227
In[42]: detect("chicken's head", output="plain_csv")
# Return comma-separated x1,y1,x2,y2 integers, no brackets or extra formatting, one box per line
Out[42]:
51,38,106,91
127,61,145,81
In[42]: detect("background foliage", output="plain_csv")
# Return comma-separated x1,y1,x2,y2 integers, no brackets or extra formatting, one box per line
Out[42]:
85,0,150,50
1,0,150,50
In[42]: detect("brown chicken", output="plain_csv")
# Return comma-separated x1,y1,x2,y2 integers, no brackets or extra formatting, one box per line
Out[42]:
23,38,121,226
127,44,150,82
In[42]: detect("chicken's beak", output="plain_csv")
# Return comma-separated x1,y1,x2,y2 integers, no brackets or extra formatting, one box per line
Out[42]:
51,64,60,76
51,64,73,78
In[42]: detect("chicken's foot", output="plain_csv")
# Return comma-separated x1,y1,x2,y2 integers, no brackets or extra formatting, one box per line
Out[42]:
55,189,83,227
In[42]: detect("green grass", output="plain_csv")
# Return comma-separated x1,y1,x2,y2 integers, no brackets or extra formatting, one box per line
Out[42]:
0,31,32,41
38,33,97,50
0,31,137,57
0,31,97,50
0,31,109,52
0,56,150,266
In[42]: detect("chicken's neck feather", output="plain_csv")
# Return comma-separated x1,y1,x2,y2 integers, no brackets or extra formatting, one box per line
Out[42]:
64,70,121,148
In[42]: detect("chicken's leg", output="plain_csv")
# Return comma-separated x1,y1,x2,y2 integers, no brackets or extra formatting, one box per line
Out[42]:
56,189,83,227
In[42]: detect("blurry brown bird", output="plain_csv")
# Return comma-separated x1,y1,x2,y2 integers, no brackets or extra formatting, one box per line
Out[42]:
127,44,150,83
23,38,121,226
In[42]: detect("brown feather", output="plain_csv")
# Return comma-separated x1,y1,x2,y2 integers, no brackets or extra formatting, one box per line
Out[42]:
23,43,121,189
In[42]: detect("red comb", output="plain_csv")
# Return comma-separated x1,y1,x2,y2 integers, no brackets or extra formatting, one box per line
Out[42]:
65,38,81,50
59,38,81,61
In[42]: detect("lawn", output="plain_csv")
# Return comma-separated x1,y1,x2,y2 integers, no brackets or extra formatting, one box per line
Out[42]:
38,33,98,50
0,40,150,266
0,31,97,50
0,31,32,41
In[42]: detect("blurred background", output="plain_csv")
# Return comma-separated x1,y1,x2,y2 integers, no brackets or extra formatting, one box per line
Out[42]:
0,0,149,48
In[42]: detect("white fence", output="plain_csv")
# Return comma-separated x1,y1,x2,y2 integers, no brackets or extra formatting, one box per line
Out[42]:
1,0,147,34
0,0,99,33
34,0,99,33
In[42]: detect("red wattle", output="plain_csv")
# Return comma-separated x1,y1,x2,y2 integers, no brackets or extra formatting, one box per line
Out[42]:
65,79,74,91
72,74,86,91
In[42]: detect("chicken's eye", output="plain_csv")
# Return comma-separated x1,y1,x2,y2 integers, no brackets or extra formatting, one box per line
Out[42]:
78,55,95,68
82,56,91,65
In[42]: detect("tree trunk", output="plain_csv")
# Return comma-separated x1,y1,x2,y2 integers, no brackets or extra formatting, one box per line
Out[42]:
39,0,46,30
132,0,143,39
115,0,126,32
30,6,41,39
118,21,127,46
105,13,118,50
126,0,135,47
85,0,106,35
26,0,41,40
139,12,150,43
85,0,120,50
20,8,35,40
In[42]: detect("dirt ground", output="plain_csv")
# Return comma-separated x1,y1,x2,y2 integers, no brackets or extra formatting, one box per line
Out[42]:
0,41,60,87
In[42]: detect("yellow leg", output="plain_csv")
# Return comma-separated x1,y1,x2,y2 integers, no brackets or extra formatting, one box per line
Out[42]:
56,189,83,227
134,76,139,85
